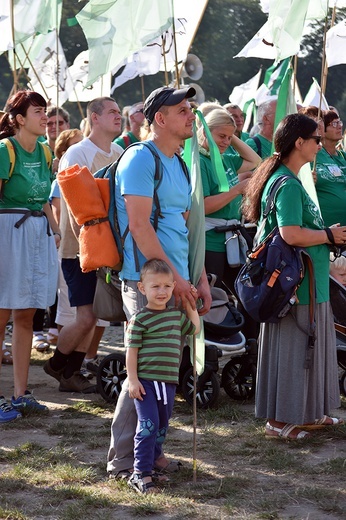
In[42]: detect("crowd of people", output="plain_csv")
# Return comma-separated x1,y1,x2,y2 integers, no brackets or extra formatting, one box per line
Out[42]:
0,85,345,494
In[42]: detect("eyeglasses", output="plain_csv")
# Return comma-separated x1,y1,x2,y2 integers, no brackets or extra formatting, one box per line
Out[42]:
308,135,322,144
47,120,67,128
328,120,343,128
133,109,144,114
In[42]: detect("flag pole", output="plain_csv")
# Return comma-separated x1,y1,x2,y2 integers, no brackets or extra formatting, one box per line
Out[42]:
9,0,18,94
192,336,197,483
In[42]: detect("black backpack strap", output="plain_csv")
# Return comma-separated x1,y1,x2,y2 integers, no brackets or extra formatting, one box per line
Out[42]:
252,135,262,157
263,175,293,218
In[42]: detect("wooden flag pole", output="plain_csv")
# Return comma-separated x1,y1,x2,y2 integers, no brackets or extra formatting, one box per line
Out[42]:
192,336,197,483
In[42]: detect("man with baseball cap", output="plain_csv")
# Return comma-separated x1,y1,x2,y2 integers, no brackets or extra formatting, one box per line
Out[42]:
106,85,211,484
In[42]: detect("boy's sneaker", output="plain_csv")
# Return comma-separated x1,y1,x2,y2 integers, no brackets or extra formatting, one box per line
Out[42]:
0,396,22,423
59,371,97,394
11,391,49,415
80,367,94,380
85,355,103,375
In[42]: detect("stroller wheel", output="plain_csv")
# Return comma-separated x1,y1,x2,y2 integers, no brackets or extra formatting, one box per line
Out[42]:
96,352,126,404
340,371,346,397
181,367,220,409
221,357,256,400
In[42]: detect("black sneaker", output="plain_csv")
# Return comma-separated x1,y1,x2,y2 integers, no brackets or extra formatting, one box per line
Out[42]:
59,371,98,393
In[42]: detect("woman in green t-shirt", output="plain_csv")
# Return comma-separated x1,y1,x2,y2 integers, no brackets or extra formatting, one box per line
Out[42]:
0,90,59,422
243,113,345,440
197,107,260,339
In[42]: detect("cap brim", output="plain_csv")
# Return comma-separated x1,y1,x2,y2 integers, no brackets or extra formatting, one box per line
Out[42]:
164,87,196,106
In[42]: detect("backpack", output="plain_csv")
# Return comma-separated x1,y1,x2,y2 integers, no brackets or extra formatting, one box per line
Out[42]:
94,140,190,267
92,141,190,322
235,175,315,325
0,137,52,200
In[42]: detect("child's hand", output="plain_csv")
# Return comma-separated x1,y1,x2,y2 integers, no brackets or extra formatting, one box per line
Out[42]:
128,379,146,401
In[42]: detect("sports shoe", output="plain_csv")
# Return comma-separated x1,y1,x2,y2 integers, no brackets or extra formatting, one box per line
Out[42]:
85,355,103,375
0,396,22,423
43,358,64,382
59,371,98,393
80,367,94,380
11,391,49,415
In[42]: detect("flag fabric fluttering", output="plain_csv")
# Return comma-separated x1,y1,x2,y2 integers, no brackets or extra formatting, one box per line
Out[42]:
303,78,329,110
326,20,346,67
110,0,209,91
183,124,206,375
236,0,328,62
27,30,73,106
228,69,262,109
75,0,173,87
67,51,111,102
0,0,62,54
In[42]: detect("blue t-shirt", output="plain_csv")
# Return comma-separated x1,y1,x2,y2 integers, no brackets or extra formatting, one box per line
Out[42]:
115,141,192,281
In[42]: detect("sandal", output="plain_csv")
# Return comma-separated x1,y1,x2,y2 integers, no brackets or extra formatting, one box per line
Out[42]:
128,472,159,494
300,415,344,430
2,348,13,365
154,459,183,473
108,469,133,480
152,471,170,483
32,337,50,353
47,332,58,346
265,422,311,440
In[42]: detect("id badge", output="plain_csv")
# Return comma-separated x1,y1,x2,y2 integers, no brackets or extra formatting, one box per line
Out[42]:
328,165,342,177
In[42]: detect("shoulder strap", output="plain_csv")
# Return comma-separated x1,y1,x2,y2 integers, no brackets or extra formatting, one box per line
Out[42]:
2,137,16,178
39,142,53,169
252,135,262,157
263,175,292,218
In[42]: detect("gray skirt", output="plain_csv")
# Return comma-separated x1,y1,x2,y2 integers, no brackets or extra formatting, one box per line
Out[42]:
0,212,58,309
256,302,340,424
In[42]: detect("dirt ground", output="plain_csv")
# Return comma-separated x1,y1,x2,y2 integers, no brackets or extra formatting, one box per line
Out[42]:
1,324,346,519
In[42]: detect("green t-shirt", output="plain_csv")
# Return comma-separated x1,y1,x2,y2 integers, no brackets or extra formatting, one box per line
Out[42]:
260,165,329,304
245,134,272,159
0,137,53,211
126,306,195,384
114,131,138,150
200,149,243,252
315,147,346,227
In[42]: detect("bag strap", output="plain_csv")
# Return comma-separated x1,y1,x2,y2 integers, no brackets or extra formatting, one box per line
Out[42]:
252,135,262,158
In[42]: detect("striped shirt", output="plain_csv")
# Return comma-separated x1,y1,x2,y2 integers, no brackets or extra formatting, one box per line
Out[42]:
126,307,196,384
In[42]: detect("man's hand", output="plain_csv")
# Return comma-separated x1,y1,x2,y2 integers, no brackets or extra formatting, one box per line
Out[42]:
196,270,212,316
173,274,198,310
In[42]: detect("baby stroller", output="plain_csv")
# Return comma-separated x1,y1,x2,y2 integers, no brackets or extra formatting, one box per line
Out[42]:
96,280,257,409
329,276,346,396
178,282,257,408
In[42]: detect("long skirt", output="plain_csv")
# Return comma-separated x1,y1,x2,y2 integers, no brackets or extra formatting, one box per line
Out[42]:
255,302,340,424
0,213,58,309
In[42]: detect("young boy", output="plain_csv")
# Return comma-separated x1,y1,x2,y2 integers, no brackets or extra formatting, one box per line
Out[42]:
126,259,200,494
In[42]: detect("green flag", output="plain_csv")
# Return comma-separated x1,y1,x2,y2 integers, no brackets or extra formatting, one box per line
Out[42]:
184,125,206,375
75,0,172,87
267,0,311,61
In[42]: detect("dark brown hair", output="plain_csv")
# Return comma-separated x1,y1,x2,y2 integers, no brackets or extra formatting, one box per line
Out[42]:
0,90,46,139
242,113,317,223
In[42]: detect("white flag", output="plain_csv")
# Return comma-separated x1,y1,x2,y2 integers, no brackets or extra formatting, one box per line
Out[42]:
326,20,346,67
234,21,277,60
228,69,262,109
67,51,111,102
0,0,62,53
27,30,73,106
303,78,329,110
